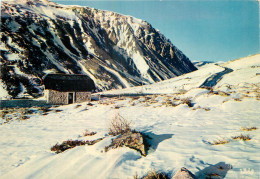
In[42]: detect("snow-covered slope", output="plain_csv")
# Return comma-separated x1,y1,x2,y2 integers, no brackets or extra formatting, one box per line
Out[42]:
0,54,259,178
100,54,260,96
0,0,196,99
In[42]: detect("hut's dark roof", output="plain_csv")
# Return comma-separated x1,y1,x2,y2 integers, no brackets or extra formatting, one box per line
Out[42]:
43,74,95,92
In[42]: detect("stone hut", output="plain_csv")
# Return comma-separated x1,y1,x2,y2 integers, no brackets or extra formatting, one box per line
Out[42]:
43,74,95,105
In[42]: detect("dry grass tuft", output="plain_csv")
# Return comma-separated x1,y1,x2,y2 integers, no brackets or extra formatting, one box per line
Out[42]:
0,108,35,122
75,104,82,108
131,96,140,100
109,114,132,136
39,107,52,113
234,98,242,102
143,170,168,179
51,138,103,153
162,99,177,107
114,105,121,109
241,127,257,131
134,169,169,179
192,106,210,111
21,116,30,120
51,140,86,153
232,134,251,141
116,96,126,101
83,130,97,136
210,139,230,145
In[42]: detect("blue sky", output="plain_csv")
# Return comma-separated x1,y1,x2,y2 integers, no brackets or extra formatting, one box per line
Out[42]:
53,0,259,62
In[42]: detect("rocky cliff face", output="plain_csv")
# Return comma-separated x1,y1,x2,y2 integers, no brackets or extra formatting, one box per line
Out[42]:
0,0,197,98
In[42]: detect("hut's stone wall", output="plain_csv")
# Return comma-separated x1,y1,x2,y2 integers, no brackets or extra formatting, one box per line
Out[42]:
45,90,91,105
75,92,91,103
46,90,68,105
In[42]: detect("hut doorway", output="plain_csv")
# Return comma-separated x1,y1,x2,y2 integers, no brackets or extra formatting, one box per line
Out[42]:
68,93,74,104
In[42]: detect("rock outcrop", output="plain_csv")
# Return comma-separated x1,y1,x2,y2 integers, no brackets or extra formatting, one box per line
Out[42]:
105,131,147,156
172,167,196,179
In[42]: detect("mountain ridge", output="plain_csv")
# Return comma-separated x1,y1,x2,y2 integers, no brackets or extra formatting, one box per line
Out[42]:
0,0,197,98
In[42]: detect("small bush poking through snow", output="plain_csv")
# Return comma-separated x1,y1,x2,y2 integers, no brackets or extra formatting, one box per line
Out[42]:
241,127,257,131
109,114,132,136
232,134,251,141
106,114,150,156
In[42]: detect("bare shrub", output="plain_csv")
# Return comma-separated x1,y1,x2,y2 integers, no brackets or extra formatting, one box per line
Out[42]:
232,134,251,141
83,130,97,136
109,114,132,136
181,98,193,107
241,127,257,131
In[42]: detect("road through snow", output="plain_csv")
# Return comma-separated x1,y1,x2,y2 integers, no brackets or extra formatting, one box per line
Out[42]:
200,65,233,88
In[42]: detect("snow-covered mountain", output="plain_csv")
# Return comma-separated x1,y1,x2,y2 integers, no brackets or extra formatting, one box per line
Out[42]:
0,0,197,98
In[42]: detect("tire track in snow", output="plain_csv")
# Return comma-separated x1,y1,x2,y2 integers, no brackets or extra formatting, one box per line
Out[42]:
200,65,233,88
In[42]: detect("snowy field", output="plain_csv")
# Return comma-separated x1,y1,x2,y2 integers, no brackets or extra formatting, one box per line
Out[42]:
0,54,260,178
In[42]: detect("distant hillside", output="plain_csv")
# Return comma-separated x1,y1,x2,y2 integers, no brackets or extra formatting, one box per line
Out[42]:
192,61,214,68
